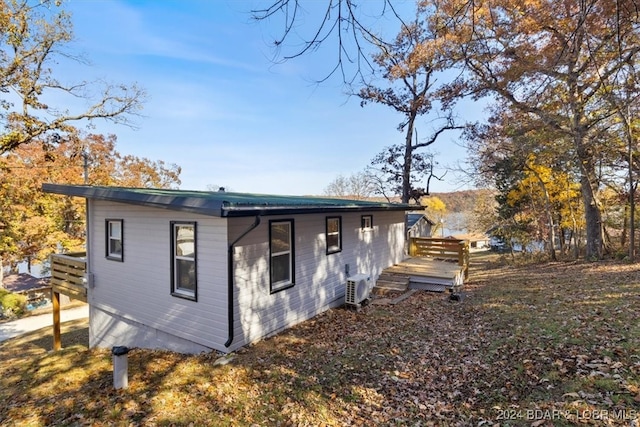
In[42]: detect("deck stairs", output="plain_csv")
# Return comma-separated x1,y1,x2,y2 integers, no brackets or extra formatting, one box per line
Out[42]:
372,272,410,296
372,236,470,296
373,268,458,295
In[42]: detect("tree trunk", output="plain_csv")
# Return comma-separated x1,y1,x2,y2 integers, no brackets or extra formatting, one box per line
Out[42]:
626,105,635,260
572,82,603,259
621,203,629,248
579,165,603,259
529,166,557,261
401,112,417,204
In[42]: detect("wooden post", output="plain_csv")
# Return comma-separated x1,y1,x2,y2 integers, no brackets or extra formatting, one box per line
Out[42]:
460,241,469,279
52,290,61,351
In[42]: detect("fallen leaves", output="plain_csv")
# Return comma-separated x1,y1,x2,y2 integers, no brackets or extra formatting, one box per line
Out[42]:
0,256,639,425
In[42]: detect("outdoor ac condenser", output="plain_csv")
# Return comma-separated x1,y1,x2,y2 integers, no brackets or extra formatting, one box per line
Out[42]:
345,273,372,307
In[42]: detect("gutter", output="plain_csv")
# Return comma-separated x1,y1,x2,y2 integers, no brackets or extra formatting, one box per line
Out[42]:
224,215,261,348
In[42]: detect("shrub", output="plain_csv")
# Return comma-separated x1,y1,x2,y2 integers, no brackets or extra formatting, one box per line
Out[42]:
0,290,27,317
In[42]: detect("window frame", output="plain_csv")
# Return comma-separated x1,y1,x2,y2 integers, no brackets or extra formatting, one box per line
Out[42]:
170,221,198,301
361,215,373,230
325,216,342,255
269,219,295,293
105,219,124,261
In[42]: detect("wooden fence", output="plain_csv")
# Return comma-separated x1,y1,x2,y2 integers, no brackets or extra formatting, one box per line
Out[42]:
408,237,470,279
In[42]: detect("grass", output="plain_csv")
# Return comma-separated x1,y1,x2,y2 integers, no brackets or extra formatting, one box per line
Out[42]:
1,253,639,426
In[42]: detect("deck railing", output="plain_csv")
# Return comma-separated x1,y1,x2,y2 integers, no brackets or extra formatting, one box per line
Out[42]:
408,237,469,279
50,252,87,351
50,252,88,302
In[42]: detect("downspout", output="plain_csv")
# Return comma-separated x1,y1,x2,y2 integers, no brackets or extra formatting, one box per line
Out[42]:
83,198,93,347
85,198,93,291
225,215,261,348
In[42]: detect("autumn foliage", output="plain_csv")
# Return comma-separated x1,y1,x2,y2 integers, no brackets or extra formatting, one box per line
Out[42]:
0,133,181,269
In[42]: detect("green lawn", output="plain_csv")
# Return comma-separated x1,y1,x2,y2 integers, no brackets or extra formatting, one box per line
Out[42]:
1,254,639,426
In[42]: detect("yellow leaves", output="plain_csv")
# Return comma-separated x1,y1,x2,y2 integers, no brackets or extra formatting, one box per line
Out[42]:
0,130,25,153
0,132,181,264
421,195,447,215
505,154,582,225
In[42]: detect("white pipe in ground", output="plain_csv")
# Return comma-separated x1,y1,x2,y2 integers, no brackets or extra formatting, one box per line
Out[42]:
112,346,129,389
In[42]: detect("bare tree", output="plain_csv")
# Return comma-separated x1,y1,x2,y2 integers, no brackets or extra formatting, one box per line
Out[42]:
251,0,409,83
323,171,375,199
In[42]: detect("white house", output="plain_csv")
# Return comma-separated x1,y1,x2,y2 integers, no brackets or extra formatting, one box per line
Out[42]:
449,233,490,251
43,184,411,354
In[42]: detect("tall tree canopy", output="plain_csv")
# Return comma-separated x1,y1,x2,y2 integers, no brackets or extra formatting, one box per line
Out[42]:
258,0,640,259
0,0,145,153
0,0,152,279
436,0,640,258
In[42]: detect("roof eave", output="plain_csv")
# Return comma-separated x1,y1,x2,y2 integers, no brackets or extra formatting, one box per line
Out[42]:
42,184,413,217
42,183,226,217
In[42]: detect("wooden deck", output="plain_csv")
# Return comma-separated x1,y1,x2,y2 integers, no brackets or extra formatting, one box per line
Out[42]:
375,237,470,294
375,257,465,293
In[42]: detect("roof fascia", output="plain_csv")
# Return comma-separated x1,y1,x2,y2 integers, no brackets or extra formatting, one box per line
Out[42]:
221,205,411,217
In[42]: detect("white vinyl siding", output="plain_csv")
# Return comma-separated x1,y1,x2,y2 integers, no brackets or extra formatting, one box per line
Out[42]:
88,200,406,354
89,200,228,352
229,210,406,350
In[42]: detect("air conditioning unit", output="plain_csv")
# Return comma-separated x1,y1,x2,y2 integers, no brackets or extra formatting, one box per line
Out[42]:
345,273,372,307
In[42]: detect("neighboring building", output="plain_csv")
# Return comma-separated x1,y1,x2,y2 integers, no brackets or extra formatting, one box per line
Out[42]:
406,212,435,238
43,184,411,354
449,233,490,251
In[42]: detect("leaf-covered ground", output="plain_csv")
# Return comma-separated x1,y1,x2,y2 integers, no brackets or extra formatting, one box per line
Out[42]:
1,255,639,426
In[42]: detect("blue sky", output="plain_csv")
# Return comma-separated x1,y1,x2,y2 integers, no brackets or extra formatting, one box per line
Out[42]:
62,0,480,195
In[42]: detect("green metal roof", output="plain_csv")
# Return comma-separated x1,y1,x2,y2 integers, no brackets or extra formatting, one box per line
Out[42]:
42,184,412,217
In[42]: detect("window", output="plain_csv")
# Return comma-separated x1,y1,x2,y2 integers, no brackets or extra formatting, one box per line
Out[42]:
270,220,294,293
171,222,197,300
106,219,123,261
326,216,342,254
361,215,373,230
